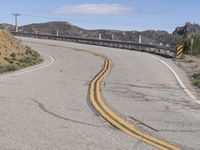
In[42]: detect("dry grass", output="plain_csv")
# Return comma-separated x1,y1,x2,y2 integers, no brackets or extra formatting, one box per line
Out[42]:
0,30,43,73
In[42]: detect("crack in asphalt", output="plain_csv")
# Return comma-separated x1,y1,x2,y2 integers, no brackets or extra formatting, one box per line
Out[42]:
129,116,159,132
105,81,180,90
158,129,200,133
30,98,105,128
104,85,200,110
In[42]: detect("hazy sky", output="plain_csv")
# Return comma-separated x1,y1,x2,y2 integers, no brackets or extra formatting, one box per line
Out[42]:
0,0,199,32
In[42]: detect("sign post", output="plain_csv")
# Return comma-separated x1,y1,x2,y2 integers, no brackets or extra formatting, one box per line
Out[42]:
190,38,194,55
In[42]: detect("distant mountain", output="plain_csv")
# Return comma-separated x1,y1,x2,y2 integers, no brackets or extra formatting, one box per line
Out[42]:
19,21,86,37
173,22,200,36
2,21,200,46
18,21,173,45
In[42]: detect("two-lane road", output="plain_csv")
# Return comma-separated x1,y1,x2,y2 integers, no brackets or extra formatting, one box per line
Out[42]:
0,37,200,150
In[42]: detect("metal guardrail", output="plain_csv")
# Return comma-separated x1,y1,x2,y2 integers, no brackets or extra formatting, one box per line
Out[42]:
11,31,177,58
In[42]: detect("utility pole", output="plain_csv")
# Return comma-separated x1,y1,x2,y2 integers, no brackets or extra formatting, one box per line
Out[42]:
12,13,21,32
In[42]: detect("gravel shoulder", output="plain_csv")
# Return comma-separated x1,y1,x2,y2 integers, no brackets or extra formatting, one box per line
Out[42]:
174,55,200,97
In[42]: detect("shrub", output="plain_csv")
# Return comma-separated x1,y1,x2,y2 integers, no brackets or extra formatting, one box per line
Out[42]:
193,73,200,88
10,52,16,58
25,49,33,55
0,65,18,73
1,48,43,74
190,35,200,55
175,34,200,56
4,57,14,64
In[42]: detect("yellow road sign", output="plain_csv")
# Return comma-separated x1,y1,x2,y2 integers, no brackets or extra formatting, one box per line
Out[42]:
176,44,184,58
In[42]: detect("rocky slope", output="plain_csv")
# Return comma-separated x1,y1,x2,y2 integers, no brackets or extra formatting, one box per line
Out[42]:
173,22,200,36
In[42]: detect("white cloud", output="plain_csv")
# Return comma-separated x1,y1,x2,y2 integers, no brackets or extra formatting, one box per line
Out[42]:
52,4,135,15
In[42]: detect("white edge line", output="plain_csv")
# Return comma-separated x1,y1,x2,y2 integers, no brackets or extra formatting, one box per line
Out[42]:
0,51,54,79
144,53,200,104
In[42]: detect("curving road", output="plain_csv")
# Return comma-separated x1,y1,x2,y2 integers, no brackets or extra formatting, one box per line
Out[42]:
0,37,200,150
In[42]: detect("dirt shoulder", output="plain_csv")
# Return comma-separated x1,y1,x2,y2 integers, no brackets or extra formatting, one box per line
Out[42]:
0,30,43,73
174,55,200,89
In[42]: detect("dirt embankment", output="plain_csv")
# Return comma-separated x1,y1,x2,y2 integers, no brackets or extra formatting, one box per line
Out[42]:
0,30,43,73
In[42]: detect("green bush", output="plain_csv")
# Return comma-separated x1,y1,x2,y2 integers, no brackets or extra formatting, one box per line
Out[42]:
172,34,183,46
176,34,200,56
25,49,33,55
0,65,18,73
0,48,43,74
190,35,200,55
4,57,14,64
193,73,200,88
10,52,16,58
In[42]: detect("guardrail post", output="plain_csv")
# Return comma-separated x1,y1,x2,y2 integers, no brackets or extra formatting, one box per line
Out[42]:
99,33,101,40
139,35,142,43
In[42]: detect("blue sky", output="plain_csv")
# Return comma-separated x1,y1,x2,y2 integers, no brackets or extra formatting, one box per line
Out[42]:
0,0,199,33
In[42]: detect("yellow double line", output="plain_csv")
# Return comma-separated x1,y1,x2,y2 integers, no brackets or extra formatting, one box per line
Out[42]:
89,53,180,150
24,40,180,149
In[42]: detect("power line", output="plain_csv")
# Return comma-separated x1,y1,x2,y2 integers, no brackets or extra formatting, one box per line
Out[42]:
23,14,63,21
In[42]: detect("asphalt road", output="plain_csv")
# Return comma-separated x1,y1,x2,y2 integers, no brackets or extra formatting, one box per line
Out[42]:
0,37,200,150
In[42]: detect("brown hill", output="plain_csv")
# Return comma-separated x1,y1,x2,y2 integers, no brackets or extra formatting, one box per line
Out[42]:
3,21,200,46
0,30,42,73
0,30,27,65
19,21,173,45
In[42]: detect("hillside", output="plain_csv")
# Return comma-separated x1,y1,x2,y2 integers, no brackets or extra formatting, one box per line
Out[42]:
18,21,173,45
173,22,200,36
0,30,43,73
2,21,200,46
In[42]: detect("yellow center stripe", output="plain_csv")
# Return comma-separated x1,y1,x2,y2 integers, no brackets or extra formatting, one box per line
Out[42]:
89,53,181,150
25,40,181,149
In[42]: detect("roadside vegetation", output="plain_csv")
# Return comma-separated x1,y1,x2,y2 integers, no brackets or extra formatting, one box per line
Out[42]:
173,33,200,56
0,47,43,73
0,30,43,74
192,73,200,88
174,34,200,88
